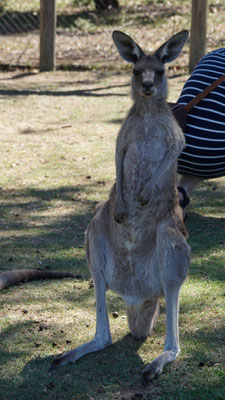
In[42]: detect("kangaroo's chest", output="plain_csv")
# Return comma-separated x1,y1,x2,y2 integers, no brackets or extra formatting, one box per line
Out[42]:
123,119,168,187
128,134,166,161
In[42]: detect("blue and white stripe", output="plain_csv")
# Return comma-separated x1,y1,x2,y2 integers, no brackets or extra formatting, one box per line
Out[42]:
177,48,225,178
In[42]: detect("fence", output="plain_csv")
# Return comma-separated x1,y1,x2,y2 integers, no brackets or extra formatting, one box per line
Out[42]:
0,0,104,69
1,1,224,71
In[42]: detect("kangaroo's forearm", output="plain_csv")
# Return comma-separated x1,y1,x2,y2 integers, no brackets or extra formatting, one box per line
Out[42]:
115,149,126,205
140,146,181,203
151,152,177,184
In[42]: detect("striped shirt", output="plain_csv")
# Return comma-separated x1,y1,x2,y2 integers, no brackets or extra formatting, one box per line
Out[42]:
177,48,225,178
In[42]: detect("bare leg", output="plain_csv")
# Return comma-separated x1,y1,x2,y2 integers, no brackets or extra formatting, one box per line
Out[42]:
126,298,159,338
178,175,203,199
177,175,203,217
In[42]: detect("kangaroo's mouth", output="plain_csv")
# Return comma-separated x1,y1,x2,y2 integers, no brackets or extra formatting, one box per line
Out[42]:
141,87,155,96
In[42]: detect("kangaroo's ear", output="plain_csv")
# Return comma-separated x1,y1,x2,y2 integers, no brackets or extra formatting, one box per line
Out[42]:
154,30,189,64
112,30,144,63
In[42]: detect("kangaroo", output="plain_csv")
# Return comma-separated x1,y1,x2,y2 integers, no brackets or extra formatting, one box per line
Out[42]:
52,30,190,383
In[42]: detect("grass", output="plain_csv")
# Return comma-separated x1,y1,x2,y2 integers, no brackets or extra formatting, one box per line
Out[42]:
0,66,224,399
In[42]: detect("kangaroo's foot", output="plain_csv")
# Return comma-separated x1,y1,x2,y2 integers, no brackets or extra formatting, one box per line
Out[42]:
142,349,179,383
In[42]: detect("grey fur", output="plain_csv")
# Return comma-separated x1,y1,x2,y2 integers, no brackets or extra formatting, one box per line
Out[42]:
51,30,190,382
0,269,75,291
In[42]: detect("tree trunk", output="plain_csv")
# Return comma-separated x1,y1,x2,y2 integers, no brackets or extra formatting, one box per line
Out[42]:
189,0,208,73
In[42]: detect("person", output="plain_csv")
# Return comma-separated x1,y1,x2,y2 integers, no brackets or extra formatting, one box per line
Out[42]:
176,48,225,215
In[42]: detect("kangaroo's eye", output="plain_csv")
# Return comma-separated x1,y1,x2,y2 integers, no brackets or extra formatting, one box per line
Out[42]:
157,69,165,77
133,69,140,76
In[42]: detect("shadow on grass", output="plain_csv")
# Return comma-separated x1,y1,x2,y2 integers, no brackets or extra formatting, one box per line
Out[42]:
0,184,98,281
107,117,124,124
183,180,225,282
1,322,224,400
0,321,148,400
186,212,225,282
0,82,128,98
1,179,224,283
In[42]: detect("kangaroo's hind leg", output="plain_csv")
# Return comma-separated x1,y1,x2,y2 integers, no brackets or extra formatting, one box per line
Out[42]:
51,220,112,369
126,298,159,339
142,222,190,382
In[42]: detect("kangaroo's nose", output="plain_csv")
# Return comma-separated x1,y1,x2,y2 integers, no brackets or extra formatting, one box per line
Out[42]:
142,80,154,94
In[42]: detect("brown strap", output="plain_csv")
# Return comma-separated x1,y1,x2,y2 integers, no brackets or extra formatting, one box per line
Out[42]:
184,74,225,112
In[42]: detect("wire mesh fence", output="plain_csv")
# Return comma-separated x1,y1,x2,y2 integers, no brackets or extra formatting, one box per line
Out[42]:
0,0,144,71
0,0,181,70
0,0,38,67
0,0,104,69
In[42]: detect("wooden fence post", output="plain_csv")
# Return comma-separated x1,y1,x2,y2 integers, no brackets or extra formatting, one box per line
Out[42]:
189,0,208,73
39,0,56,71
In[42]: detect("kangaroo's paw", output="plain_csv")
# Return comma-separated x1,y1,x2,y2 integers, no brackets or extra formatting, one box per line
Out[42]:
139,189,149,206
142,349,179,384
142,360,163,383
114,206,126,223
49,337,113,371
49,349,78,371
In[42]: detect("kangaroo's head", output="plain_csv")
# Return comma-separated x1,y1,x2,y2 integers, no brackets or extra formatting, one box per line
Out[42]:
112,30,188,101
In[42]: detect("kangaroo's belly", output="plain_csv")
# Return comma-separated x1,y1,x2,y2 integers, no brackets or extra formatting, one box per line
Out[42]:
104,227,163,299
106,254,163,300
